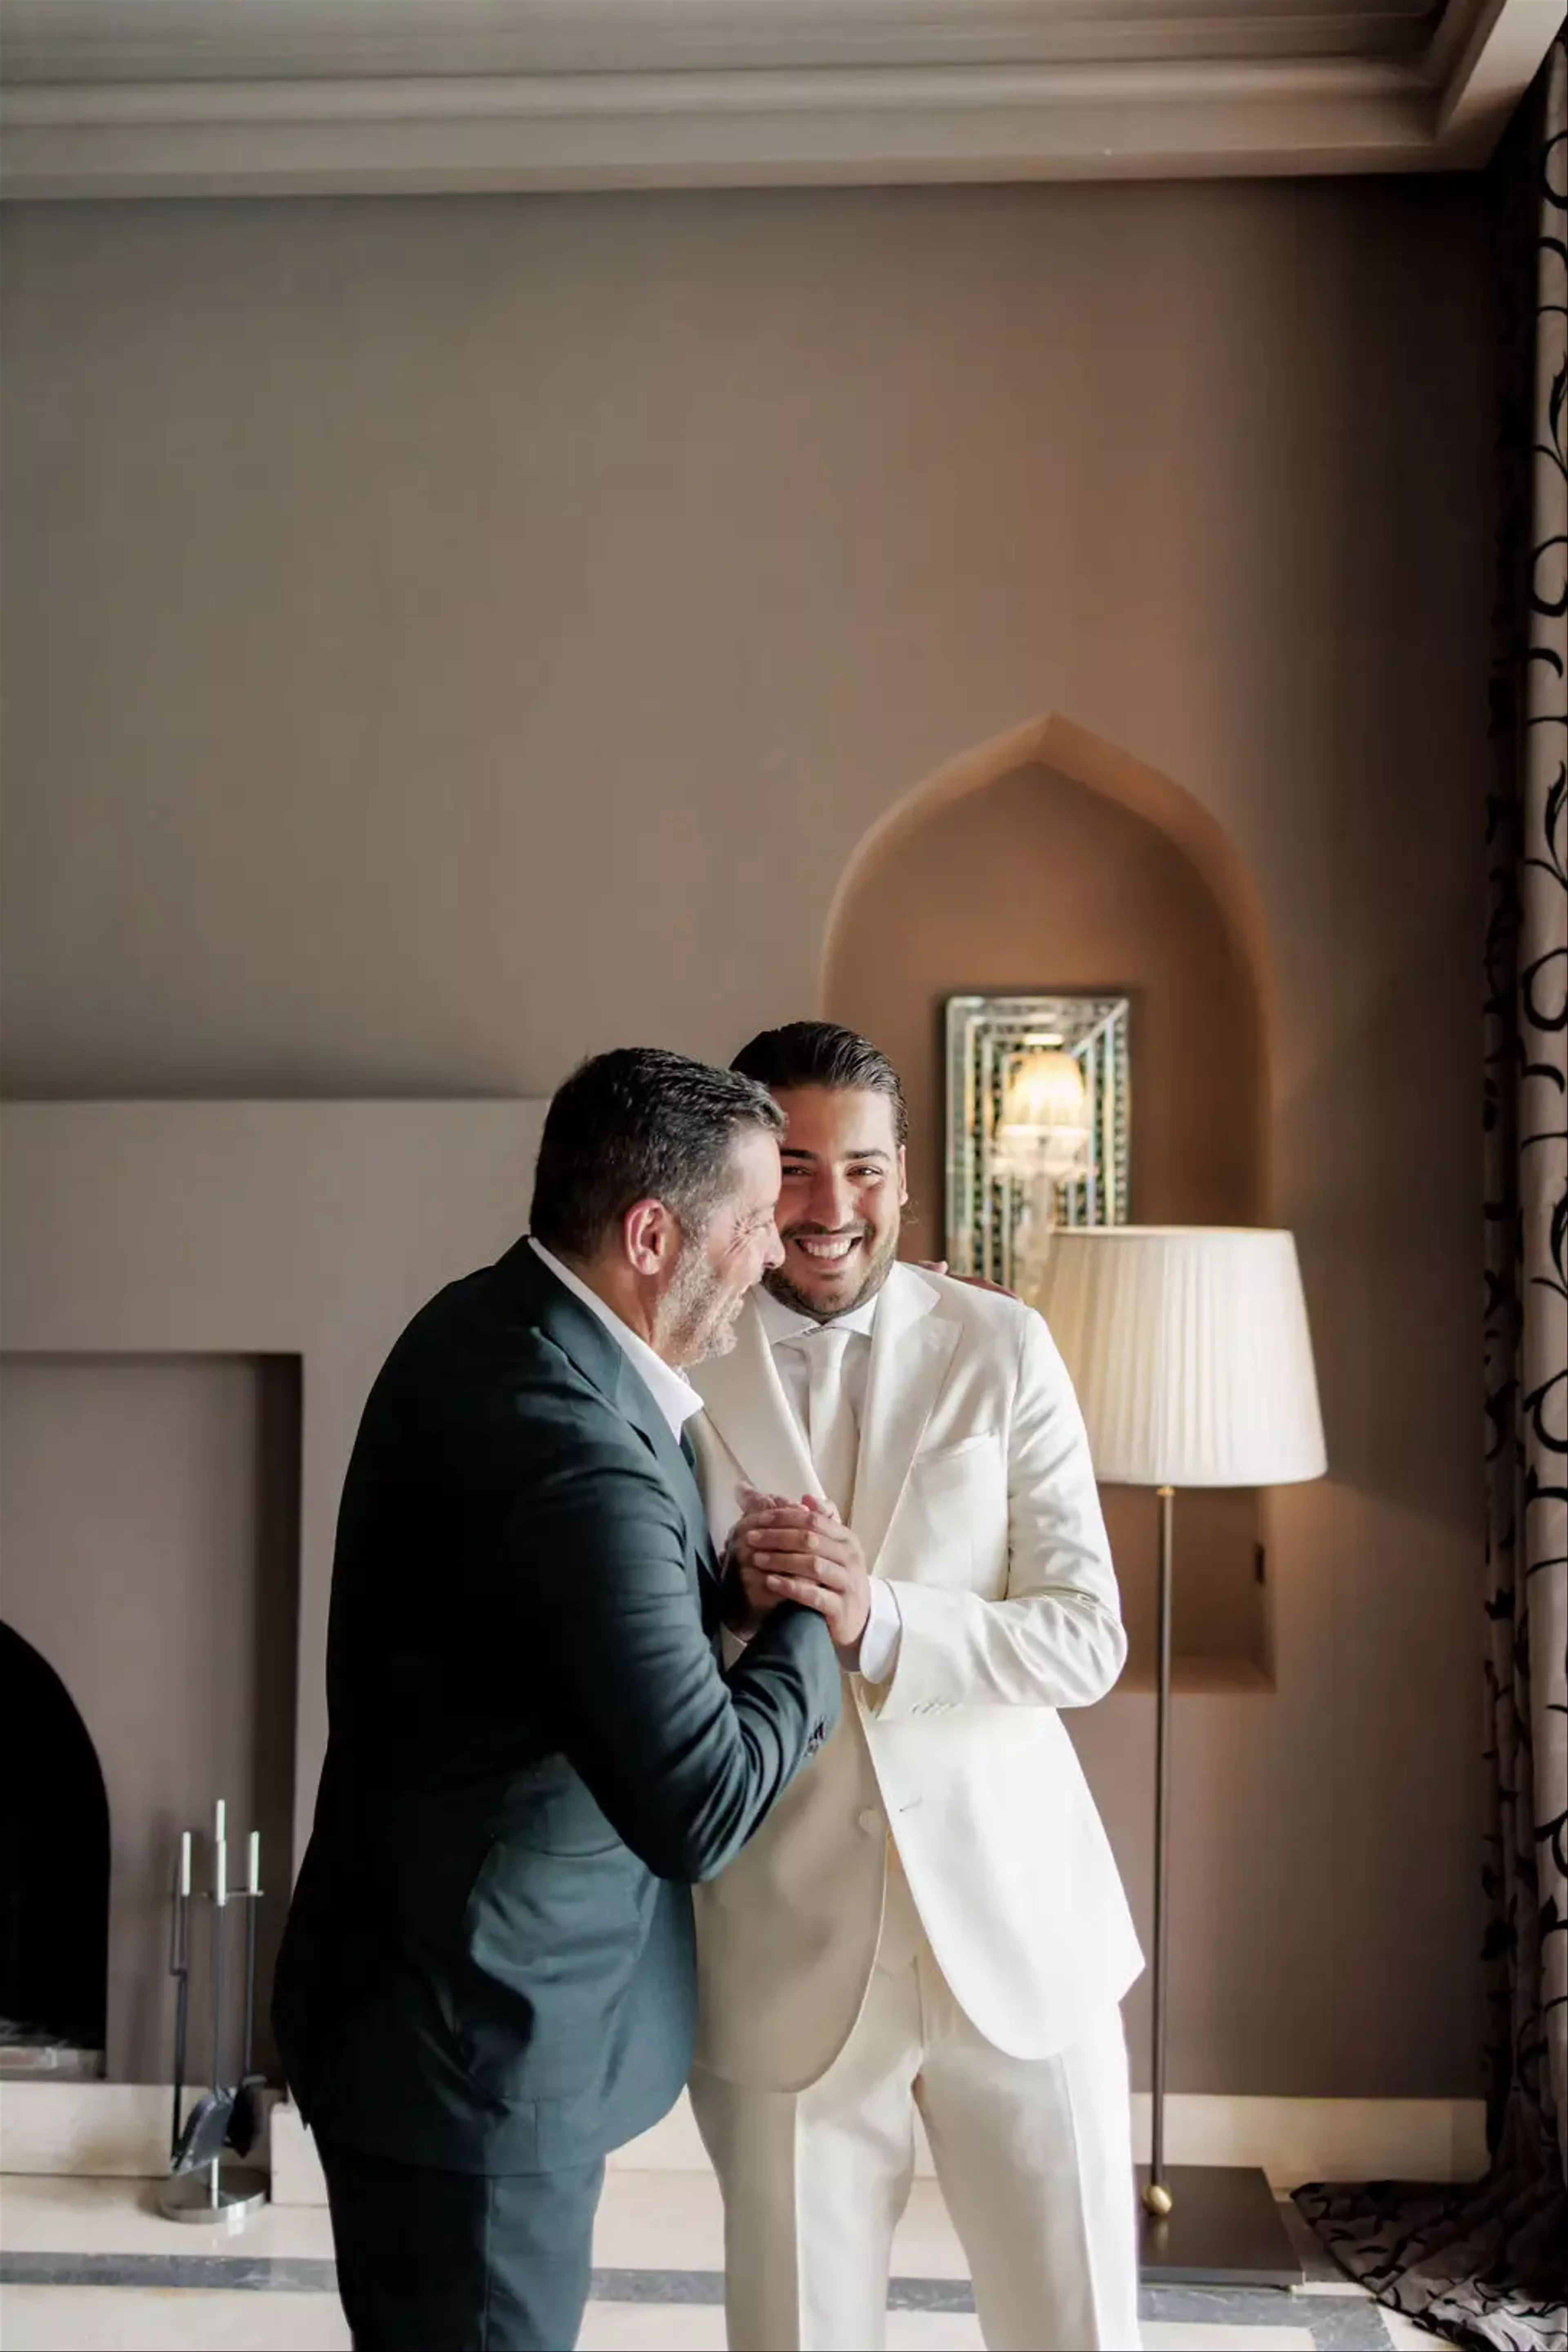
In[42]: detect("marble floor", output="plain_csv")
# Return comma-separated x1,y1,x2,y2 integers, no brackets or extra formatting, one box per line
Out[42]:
0,2171,1458,2352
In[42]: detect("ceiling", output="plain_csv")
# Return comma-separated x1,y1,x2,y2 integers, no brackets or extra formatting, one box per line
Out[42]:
1,0,1559,199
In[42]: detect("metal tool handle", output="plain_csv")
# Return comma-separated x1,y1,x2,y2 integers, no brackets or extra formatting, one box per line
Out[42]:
241,1844,259,2081
169,1833,192,2160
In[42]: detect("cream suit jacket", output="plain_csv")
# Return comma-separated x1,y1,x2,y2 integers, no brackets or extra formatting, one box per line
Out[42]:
688,1262,1143,2093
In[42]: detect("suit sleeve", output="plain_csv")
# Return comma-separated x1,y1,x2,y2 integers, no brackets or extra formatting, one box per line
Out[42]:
520,1432,842,1883
869,1308,1127,1719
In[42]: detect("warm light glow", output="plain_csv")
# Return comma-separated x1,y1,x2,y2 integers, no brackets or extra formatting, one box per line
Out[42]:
1002,1049,1087,1133
993,1048,1091,1185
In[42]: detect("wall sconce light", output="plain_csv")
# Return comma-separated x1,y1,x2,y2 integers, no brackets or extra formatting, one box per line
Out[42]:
990,1043,1094,1297
993,1046,1093,1184
944,993,1130,1293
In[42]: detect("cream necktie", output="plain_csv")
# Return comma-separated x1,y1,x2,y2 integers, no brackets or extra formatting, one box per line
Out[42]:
799,1324,859,1523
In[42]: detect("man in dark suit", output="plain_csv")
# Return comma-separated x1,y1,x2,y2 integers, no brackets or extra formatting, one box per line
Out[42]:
274,1048,841,2352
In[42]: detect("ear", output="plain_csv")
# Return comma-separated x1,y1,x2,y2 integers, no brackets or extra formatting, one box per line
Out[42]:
621,1197,681,1277
896,1145,909,1207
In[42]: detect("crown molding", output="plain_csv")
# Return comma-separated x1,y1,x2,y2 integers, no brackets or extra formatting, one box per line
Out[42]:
0,0,1555,199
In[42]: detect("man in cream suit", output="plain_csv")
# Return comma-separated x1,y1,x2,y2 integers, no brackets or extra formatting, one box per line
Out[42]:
687,1022,1143,2352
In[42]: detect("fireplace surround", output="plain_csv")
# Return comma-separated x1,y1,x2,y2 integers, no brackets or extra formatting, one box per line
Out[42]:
0,1100,547,2087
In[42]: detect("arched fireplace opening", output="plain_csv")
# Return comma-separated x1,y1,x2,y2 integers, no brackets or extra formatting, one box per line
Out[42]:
0,1621,110,2069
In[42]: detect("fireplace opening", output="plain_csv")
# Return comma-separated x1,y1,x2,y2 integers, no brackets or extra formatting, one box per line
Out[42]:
0,1621,110,2073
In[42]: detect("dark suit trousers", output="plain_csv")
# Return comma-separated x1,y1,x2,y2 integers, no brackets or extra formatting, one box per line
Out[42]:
317,2134,605,2352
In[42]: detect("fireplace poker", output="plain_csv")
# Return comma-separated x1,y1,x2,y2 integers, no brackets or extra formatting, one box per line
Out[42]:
167,1831,192,2161
228,1827,264,2158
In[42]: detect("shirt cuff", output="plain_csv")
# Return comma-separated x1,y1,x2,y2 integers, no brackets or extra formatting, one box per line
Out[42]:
856,1579,902,1685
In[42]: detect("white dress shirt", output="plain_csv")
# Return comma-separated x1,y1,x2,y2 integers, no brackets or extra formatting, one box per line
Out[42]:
528,1238,703,1442
754,1285,902,1684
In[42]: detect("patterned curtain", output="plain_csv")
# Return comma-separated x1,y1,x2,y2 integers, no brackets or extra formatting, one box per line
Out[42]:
1295,35,1568,2352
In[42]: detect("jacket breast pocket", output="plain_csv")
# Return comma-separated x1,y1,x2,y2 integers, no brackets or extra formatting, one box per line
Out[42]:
898,1431,1009,1594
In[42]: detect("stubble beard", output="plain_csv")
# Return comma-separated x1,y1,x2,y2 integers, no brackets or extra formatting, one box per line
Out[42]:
764,1218,901,1325
657,1242,746,1369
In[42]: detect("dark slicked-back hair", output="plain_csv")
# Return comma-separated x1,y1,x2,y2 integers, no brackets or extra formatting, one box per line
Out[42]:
530,1047,783,1261
730,1022,909,1147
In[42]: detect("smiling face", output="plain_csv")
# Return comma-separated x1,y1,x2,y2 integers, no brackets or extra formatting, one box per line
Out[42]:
763,1085,908,1323
654,1123,786,1366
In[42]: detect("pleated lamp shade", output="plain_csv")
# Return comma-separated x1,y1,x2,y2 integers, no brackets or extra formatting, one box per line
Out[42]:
1033,1227,1327,1488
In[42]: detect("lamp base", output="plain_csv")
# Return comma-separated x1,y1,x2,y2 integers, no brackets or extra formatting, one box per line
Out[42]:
1137,2166,1303,2287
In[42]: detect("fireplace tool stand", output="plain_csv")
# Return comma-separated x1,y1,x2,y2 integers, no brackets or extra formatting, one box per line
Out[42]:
159,1800,267,2228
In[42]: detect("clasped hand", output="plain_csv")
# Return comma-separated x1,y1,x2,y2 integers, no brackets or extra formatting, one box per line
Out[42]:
723,1485,871,1663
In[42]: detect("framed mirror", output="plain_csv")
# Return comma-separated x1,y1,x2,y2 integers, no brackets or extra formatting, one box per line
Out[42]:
944,993,1131,1290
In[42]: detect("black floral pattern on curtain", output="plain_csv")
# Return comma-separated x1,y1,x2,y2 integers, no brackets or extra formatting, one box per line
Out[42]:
1294,32,1568,2352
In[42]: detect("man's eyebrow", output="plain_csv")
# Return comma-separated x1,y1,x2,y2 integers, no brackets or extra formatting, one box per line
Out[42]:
780,1146,892,1164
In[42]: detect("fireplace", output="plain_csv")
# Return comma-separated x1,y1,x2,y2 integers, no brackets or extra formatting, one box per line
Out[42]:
0,1099,547,2100
0,1623,110,2076
0,1353,303,2081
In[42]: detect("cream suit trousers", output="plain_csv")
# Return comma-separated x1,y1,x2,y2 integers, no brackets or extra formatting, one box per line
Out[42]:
690,1853,1142,2352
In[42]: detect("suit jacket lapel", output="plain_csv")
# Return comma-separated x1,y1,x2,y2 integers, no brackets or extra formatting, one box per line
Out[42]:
851,1264,961,1569
690,1300,820,1504
499,1238,719,1593
609,1358,721,1595
693,1267,960,1574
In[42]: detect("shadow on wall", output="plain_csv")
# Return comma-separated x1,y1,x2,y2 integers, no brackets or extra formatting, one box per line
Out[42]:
822,712,1274,1689
1273,889,1482,1534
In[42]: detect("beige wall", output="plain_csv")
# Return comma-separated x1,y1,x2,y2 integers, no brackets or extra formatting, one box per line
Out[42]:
0,179,1493,2098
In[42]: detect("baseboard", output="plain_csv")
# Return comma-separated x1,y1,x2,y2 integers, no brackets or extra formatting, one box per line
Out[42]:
1127,2093,1487,2189
1,2080,1486,2198
0,2083,280,2180
287,2090,1479,2204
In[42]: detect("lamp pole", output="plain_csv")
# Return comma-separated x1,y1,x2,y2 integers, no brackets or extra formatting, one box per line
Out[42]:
1035,1225,1324,2286
1144,1484,1176,2215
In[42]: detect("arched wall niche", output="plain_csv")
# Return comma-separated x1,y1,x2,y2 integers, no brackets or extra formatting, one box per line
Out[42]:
822,713,1275,1689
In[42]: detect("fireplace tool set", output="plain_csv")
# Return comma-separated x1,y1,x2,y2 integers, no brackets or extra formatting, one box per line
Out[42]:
159,1800,267,2226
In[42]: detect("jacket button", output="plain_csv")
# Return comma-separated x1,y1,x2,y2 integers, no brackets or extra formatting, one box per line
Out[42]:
858,1808,883,1836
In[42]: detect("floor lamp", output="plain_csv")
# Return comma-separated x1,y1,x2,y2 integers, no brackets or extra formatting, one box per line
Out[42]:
1035,1226,1327,2287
